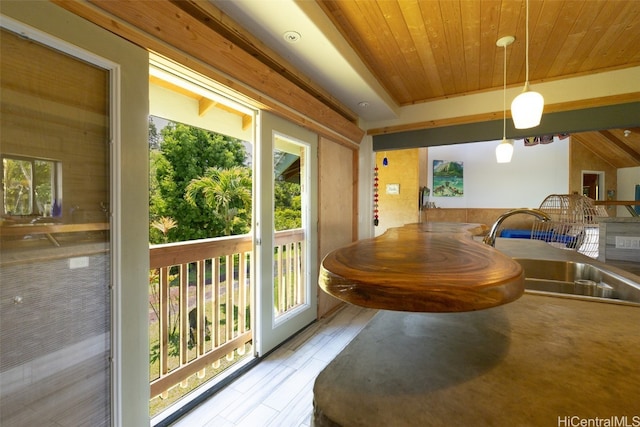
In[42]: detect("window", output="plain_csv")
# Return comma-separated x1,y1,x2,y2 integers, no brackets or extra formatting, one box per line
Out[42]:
2,155,60,216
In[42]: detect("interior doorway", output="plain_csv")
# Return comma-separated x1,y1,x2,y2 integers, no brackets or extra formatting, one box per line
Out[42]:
582,171,605,201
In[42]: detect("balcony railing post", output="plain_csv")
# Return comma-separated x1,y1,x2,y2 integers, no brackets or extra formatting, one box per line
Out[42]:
225,254,234,361
159,267,169,399
150,233,311,399
196,259,206,378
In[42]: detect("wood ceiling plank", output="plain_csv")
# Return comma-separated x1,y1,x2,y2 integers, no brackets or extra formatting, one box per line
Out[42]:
375,0,425,102
546,0,600,77
481,1,501,88
398,0,443,98
459,0,481,91
571,1,623,74
364,0,426,103
419,1,457,96
600,130,640,165
573,130,640,169
438,1,465,93
611,14,640,65
580,2,639,72
503,0,525,87
527,0,564,82
533,1,585,79
492,0,520,88
320,0,413,103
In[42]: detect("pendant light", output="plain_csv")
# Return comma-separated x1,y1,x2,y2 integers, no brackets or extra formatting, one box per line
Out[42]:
511,0,544,129
496,36,515,163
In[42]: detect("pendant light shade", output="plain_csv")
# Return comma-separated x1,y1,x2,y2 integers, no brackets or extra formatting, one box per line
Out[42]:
511,83,544,129
496,138,514,163
511,0,544,130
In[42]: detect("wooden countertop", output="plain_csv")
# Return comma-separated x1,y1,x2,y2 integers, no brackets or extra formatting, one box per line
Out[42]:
319,222,525,312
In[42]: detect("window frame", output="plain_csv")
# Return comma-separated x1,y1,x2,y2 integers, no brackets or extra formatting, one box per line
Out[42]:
1,154,61,217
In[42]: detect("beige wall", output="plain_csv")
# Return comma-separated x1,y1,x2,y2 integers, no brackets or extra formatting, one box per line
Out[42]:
570,138,617,217
374,149,423,236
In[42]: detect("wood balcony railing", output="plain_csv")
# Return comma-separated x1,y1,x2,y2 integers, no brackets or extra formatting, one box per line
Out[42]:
274,228,306,317
148,228,306,399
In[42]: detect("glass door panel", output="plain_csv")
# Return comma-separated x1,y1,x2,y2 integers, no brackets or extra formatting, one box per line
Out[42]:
0,27,112,426
273,137,308,318
256,111,318,356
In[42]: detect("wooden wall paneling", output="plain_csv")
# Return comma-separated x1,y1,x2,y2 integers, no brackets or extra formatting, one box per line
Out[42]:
352,147,359,242
318,136,356,317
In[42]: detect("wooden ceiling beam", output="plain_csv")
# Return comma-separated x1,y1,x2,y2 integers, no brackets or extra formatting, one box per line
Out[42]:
176,0,359,124
599,130,640,164
367,92,640,136
53,0,364,147
198,98,216,117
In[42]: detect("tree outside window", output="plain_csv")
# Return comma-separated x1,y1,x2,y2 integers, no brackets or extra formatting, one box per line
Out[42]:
2,156,58,216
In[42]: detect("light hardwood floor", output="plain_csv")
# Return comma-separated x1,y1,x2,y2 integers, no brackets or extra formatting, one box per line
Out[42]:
170,304,377,427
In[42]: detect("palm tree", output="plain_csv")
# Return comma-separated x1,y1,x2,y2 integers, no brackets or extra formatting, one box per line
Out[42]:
150,216,178,243
185,166,252,236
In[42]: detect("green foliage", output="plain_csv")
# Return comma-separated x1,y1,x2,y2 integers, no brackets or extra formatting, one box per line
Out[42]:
148,117,161,149
149,119,250,243
185,166,252,236
2,157,53,215
274,180,302,230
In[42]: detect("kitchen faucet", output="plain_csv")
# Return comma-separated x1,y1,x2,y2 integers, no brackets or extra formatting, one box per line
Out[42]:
483,208,552,247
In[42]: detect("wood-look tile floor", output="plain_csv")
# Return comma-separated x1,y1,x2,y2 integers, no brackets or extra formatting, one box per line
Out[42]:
170,304,377,427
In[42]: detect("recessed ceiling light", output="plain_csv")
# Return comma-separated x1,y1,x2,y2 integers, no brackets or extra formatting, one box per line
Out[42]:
358,101,370,108
283,31,301,43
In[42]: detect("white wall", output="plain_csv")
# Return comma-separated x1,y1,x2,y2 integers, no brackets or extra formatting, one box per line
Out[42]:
427,137,569,208
617,167,640,217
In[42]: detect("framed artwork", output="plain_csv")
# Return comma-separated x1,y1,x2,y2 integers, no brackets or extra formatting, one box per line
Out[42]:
432,160,463,197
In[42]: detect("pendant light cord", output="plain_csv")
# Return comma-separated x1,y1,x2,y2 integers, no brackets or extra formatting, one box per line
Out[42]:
503,43,507,139
525,0,530,85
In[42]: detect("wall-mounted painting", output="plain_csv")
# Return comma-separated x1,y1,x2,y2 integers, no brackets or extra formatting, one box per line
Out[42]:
433,160,464,197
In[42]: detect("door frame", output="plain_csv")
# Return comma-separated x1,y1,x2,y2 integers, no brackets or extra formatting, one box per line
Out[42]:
581,170,605,200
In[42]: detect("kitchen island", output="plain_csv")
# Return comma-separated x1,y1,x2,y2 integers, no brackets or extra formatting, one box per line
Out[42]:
314,233,640,426
319,222,524,312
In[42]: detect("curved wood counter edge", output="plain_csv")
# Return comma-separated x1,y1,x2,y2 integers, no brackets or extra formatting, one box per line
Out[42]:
319,222,525,313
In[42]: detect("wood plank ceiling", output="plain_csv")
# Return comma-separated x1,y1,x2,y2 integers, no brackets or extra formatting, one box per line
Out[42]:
317,0,640,106
316,0,640,168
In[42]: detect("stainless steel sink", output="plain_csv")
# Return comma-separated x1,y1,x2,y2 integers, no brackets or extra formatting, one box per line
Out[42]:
514,258,640,304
